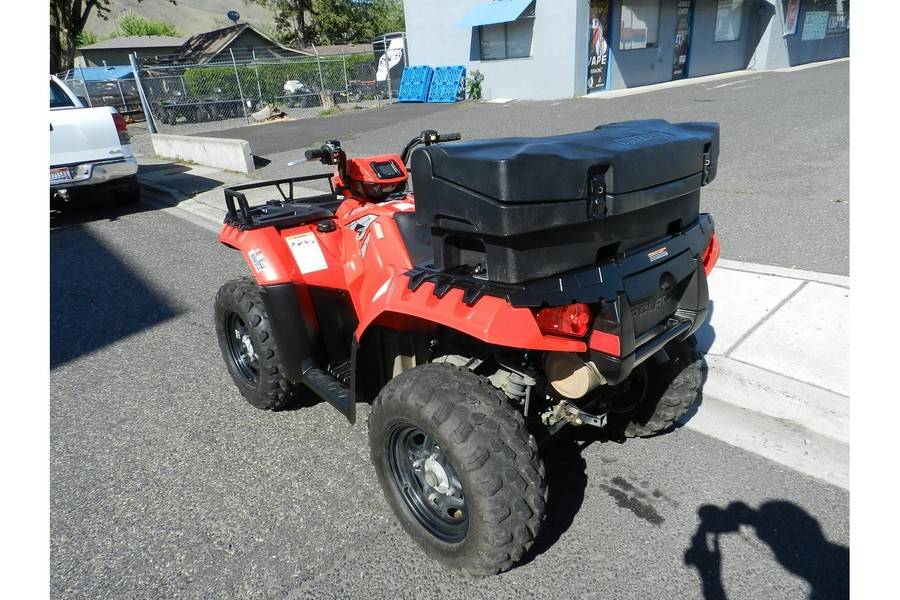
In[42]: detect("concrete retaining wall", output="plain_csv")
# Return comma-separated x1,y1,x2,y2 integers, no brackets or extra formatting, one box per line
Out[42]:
151,134,254,174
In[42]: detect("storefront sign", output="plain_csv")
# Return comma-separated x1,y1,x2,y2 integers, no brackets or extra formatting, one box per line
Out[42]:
827,12,848,36
672,1,693,80
587,0,611,91
801,11,829,41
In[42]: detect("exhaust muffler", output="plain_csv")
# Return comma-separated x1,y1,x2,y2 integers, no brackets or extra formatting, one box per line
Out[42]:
544,352,607,399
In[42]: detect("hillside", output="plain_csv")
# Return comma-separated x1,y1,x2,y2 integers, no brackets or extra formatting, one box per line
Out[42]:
84,0,278,40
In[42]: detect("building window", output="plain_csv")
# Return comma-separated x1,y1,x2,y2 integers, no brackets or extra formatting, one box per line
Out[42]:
619,0,660,50
714,0,744,42
479,6,535,60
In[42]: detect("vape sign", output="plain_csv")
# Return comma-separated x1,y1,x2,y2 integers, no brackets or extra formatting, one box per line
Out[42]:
587,0,611,91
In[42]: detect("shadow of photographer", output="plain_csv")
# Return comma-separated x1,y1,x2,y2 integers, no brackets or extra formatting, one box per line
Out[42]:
684,501,849,599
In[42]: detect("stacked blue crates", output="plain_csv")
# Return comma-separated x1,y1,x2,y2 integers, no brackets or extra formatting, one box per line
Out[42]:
426,66,467,103
397,66,433,103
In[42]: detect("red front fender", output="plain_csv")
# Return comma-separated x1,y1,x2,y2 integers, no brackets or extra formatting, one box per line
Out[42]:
219,224,303,285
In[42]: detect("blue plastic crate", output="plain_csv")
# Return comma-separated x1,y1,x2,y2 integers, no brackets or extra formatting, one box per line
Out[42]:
397,66,433,103
427,66,466,103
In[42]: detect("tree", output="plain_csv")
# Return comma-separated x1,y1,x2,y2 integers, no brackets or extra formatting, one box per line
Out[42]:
244,1,314,48
50,0,177,73
309,0,368,45
369,0,405,36
244,0,405,48
310,0,405,45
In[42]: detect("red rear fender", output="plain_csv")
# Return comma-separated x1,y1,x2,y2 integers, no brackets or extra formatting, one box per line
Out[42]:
358,277,587,353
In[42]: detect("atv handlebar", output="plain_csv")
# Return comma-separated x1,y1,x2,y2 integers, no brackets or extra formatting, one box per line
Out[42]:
305,140,343,165
400,130,462,165
293,131,460,185
304,148,330,162
435,133,461,143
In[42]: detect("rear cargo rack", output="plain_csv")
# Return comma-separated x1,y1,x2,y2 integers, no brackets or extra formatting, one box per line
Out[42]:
223,173,340,230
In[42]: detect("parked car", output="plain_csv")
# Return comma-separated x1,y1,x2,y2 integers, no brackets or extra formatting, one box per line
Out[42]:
50,74,139,205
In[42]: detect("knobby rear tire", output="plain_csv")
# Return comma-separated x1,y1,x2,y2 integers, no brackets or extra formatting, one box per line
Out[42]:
606,335,703,438
369,363,547,577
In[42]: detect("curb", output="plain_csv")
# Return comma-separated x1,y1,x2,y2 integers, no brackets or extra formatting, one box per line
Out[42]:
138,177,230,230
715,258,849,287
700,354,848,445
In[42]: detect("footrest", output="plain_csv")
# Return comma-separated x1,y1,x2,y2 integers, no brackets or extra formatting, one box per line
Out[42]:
303,366,353,421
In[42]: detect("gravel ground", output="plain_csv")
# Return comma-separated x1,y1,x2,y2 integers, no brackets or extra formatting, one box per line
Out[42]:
129,121,155,158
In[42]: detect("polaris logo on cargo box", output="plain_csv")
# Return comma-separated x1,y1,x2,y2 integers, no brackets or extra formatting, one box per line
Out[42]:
631,293,675,319
614,131,675,146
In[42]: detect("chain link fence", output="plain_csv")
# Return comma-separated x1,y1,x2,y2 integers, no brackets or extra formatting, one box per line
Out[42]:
55,70,144,119
133,50,394,135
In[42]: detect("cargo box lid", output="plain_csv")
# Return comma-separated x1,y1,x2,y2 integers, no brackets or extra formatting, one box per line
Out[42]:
411,119,719,203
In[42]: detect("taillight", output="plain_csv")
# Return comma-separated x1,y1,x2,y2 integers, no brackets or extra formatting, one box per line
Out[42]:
701,232,720,275
112,112,130,145
535,303,591,338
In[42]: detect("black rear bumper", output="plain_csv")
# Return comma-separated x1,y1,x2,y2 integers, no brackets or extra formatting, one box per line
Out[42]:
406,214,715,384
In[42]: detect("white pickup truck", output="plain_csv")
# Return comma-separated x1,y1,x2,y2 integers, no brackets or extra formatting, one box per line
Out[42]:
50,74,140,204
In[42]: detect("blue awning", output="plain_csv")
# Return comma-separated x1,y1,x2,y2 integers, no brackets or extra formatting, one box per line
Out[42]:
454,0,533,29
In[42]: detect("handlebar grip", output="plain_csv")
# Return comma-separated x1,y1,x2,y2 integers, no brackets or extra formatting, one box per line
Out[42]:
305,148,329,161
437,133,461,142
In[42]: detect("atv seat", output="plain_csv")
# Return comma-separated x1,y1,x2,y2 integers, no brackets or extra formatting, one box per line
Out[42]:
393,211,434,267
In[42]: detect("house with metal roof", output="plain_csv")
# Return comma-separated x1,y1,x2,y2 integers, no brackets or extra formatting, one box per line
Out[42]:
76,36,187,68
74,24,315,70
147,23,314,65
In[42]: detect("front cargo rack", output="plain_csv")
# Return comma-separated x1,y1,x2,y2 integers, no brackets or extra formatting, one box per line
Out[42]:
223,172,341,231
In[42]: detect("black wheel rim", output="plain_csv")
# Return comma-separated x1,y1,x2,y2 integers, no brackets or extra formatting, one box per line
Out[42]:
224,311,259,383
388,424,468,543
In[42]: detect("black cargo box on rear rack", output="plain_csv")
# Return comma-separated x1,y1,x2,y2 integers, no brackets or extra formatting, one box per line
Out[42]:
410,119,719,284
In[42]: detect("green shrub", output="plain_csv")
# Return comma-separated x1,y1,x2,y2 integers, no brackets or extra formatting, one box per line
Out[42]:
466,70,484,100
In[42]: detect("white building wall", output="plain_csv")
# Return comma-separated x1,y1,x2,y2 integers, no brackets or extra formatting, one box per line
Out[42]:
403,1,585,100
402,0,846,100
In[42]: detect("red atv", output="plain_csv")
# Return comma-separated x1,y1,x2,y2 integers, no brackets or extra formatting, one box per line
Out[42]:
214,121,720,576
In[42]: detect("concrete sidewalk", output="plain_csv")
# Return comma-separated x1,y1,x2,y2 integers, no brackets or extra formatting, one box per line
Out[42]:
137,160,850,488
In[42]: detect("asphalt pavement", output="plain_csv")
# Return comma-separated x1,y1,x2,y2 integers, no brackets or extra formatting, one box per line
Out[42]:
41,59,856,600
136,151,850,490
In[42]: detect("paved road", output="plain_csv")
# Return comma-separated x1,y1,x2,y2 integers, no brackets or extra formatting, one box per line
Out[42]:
197,61,849,276
49,198,848,600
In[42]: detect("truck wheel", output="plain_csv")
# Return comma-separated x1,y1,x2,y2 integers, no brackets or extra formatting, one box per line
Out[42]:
605,335,702,438
368,363,547,577
214,278,302,410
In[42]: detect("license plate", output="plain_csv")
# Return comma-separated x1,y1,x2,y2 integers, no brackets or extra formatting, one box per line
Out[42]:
50,167,72,183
